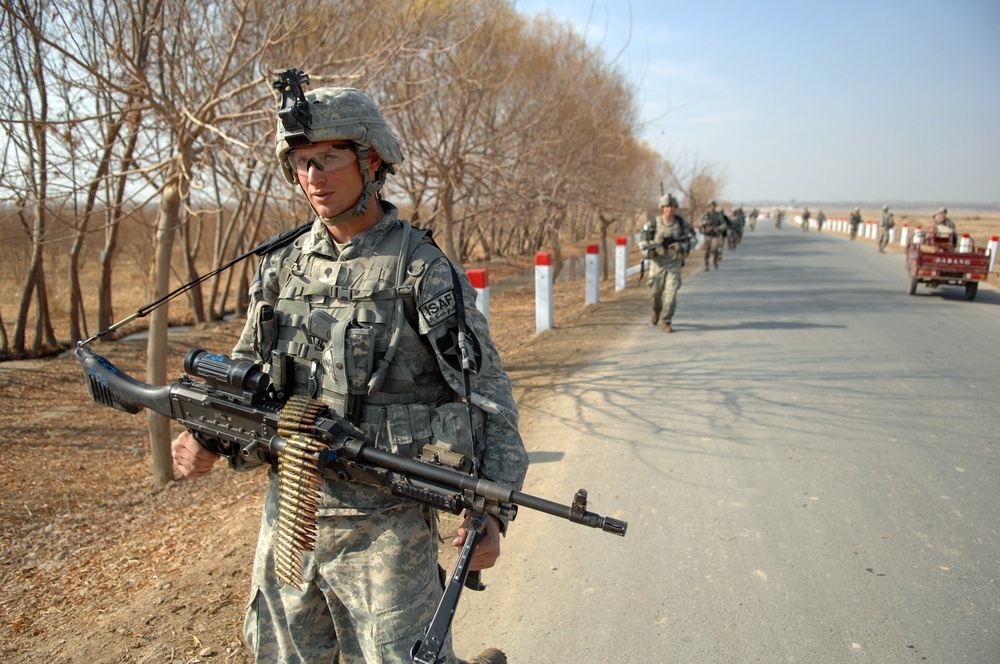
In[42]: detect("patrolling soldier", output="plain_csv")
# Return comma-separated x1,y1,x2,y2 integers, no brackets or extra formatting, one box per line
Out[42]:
931,206,957,248
699,199,727,270
878,205,895,252
816,209,826,232
640,193,695,333
171,81,525,664
801,207,811,232
849,207,863,240
729,205,746,249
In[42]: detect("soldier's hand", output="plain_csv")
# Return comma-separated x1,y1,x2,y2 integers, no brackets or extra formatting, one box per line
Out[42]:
172,430,220,479
453,513,502,571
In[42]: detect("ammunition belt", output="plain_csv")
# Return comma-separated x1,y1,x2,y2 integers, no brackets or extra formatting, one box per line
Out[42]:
273,395,328,590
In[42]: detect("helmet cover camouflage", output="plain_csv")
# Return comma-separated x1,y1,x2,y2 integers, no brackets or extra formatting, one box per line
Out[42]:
275,87,403,184
659,193,679,208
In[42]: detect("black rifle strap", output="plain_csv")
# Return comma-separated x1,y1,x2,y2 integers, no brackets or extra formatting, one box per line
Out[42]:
445,261,481,470
81,220,313,346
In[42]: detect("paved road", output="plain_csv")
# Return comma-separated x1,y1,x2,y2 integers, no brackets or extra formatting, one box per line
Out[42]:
453,224,1000,663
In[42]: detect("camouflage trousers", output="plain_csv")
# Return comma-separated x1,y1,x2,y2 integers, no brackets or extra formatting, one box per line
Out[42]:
243,492,459,664
647,267,682,323
703,236,722,266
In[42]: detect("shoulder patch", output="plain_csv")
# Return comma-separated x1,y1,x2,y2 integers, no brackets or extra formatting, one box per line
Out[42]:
419,289,457,327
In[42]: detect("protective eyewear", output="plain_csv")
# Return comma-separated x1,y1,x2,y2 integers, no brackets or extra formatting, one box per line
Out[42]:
289,144,357,175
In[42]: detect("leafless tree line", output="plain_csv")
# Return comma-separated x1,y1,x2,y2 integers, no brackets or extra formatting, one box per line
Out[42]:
0,0,726,483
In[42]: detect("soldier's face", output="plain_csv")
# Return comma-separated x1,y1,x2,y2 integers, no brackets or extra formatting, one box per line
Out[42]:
662,205,675,218
293,140,382,219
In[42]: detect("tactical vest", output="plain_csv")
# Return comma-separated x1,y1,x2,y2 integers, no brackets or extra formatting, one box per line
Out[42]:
253,221,456,453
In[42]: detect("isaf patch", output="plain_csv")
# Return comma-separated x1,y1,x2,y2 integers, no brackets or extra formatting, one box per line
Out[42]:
419,289,457,327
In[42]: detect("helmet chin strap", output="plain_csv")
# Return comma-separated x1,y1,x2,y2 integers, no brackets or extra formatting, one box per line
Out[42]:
305,144,385,227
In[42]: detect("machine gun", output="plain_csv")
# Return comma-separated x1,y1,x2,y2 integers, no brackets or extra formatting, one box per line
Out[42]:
75,344,627,664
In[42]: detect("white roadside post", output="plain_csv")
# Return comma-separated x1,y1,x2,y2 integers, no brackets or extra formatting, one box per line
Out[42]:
913,226,924,245
958,233,972,253
988,235,999,273
467,269,489,323
535,252,553,334
900,223,909,246
888,226,895,244
585,244,600,305
615,237,628,291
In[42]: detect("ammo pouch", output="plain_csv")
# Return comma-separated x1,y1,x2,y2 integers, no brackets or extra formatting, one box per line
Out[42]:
318,315,376,422
384,401,484,468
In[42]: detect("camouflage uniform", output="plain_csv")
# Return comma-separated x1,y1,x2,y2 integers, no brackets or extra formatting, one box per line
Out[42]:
816,210,826,232
801,207,810,232
640,204,694,331
729,207,745,248
932,207,956,248
234,209,527,663
878,206,894,252
849,208,862,240
233,83,526,664
699,204,727,270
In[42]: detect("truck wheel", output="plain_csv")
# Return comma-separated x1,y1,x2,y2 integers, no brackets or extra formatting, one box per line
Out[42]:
908,276,918,295
964,282,978,301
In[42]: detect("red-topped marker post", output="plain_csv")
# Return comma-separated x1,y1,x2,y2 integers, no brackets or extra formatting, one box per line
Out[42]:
585,244,600,305
615,237,629,291
958,233,972,253
535,252,553,334
988,235,999,273
466,269,489,322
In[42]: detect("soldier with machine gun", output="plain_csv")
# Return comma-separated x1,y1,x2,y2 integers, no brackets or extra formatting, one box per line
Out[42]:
640,193,695,333
699,199,728,271
169,71,527,664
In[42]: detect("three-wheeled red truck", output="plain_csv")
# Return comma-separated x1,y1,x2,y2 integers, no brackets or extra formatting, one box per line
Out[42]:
906,226,990,300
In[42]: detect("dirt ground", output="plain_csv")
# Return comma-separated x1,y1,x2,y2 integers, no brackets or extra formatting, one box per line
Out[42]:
0,239,653,664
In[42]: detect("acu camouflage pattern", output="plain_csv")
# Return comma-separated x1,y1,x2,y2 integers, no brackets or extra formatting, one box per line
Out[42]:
879,208,895,229
245,485,455,663
639,214,693,324
699,209,727,267
234,204,528,662
275,87,404,184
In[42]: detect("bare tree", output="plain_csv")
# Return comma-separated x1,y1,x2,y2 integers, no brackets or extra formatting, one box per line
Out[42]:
1,0,59,357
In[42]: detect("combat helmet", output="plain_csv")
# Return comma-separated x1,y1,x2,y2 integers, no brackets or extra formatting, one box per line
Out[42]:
274,77,404,224
659,193,679,208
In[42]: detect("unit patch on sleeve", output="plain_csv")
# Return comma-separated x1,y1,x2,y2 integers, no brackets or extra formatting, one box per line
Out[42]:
419,289,457,327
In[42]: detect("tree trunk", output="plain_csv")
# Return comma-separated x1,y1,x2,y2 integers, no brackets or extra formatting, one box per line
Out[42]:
146,182,180,487
598,213,615,281
0,308,8,360
32,263,57,353
11,250,40,357
440,179,461,267
179,215,205,323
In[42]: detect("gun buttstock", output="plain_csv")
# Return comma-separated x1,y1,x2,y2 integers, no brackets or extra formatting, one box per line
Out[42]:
75,344,173,417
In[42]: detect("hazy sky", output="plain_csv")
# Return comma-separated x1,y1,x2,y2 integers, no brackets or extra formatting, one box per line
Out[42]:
513,0,1000,205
